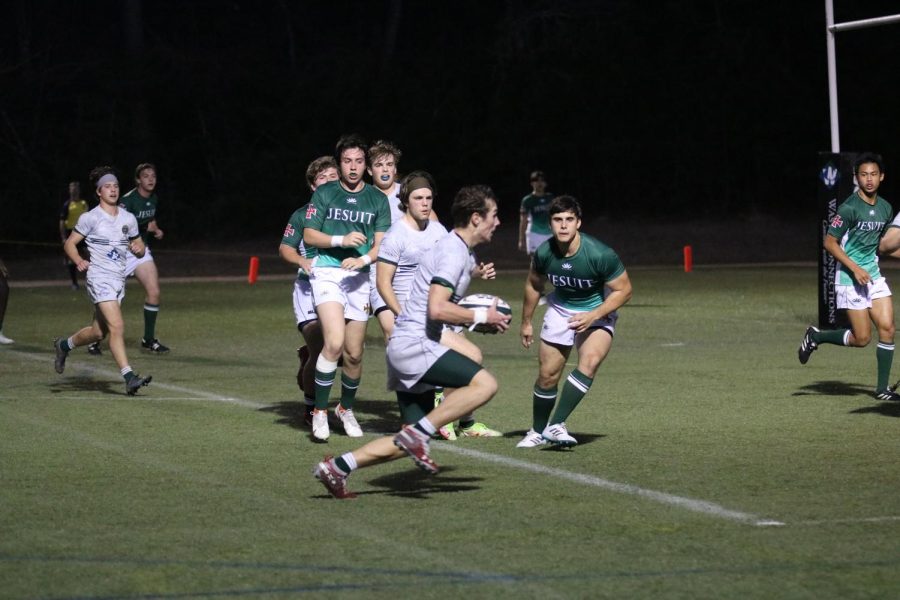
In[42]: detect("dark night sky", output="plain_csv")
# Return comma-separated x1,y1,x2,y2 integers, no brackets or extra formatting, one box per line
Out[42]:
1,1,898,242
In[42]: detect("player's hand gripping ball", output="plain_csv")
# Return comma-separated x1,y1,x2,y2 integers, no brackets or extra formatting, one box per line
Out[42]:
459,293,512,334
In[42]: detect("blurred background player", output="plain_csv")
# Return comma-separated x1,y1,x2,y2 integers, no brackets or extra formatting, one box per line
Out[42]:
518,170,554,255
58,180,89,290
313,184,510,499
517,195,632,448
799,152,899,402
53,166,152,396
376,172,501,440
0,258,12,344
303,134,391,441
280,156,339,426
120,163,169,354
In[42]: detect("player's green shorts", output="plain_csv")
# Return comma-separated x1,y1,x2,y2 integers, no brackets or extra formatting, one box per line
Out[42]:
395,349,482,423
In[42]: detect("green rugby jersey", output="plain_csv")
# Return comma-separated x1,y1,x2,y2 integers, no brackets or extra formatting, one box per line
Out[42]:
119,189,159,245
306,180,390,270
533,232,625,311
280,203,318,281
827,192,893,285
520,193,554,235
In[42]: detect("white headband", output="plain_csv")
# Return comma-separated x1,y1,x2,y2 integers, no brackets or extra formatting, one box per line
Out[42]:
96,174,118,191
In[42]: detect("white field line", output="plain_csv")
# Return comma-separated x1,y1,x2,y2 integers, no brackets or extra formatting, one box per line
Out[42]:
790,516,900,526
435,444,782,527
11,349,782,526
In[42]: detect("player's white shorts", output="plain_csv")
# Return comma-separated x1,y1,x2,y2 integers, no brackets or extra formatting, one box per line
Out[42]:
310,265,370,321
86,276,125,304
385,333,448,393
540,297,617,347
292,276,317,326
369,265,388,315
527,231,552,254
125,246,154,277
836,277,892,310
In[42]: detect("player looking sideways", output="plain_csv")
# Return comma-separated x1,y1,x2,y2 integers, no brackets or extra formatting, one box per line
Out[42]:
53,166,152,396
313,184,510,498
280,156,339,426
303,134,391,441
376,171,501,440
799,152,900,402
517,195,632,448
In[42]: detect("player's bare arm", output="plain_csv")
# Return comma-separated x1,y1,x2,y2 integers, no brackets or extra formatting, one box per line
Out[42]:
278,243,313,274
428,283,510,332
303,229,366,249
376,261,402,316
147,220,164,240
518,209,528,251
472,261,496,280
340,231,382,271
63,232,90,271
129,237,146,259
824,235,871,285
520,268,545,348
568,270,633,333
879,227,900,257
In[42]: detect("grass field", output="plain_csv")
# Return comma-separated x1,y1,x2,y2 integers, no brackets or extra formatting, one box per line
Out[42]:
1,267,899,599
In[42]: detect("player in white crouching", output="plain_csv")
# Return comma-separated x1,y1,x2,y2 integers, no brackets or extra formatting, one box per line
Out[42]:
517,196,632,448
53,166,152,396
313,185,510,498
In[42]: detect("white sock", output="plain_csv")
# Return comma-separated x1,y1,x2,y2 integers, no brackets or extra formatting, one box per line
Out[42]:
416,417,436,436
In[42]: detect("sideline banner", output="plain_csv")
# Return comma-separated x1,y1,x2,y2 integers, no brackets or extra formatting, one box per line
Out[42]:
817,152,856,329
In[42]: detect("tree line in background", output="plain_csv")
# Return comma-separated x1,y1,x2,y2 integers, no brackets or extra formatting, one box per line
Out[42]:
1,0,897,243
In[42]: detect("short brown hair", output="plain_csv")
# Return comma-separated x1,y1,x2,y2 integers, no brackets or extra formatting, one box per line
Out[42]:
134,162,156,180
305,155,337,190
368,140,402,165
450,185,496,228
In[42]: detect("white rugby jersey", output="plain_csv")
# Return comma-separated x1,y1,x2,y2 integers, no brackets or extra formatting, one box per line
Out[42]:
377,218,448,307
392,231,474,342
74,205,140,279
386,183,405,223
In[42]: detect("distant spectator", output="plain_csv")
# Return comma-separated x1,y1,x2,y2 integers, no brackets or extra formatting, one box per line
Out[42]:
59,181,89,290
518,170,554,255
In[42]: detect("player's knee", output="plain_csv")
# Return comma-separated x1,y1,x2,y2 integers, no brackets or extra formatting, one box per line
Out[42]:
850,332,871,347
472,370,498,399
343,348,364,367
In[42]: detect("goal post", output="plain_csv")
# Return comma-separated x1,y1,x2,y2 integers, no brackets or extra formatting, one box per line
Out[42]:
817,152,856,329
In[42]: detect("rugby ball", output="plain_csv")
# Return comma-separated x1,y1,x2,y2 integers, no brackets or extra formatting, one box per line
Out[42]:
458,293,512,334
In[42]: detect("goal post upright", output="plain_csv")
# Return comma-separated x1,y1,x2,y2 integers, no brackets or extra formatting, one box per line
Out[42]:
818,1,900,328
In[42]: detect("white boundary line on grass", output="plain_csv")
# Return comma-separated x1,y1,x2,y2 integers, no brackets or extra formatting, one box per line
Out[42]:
790,516,900,526
435,444,782,527
10,349,783,526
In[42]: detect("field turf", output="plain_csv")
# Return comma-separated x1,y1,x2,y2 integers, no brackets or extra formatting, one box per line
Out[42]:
1,267,898,598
